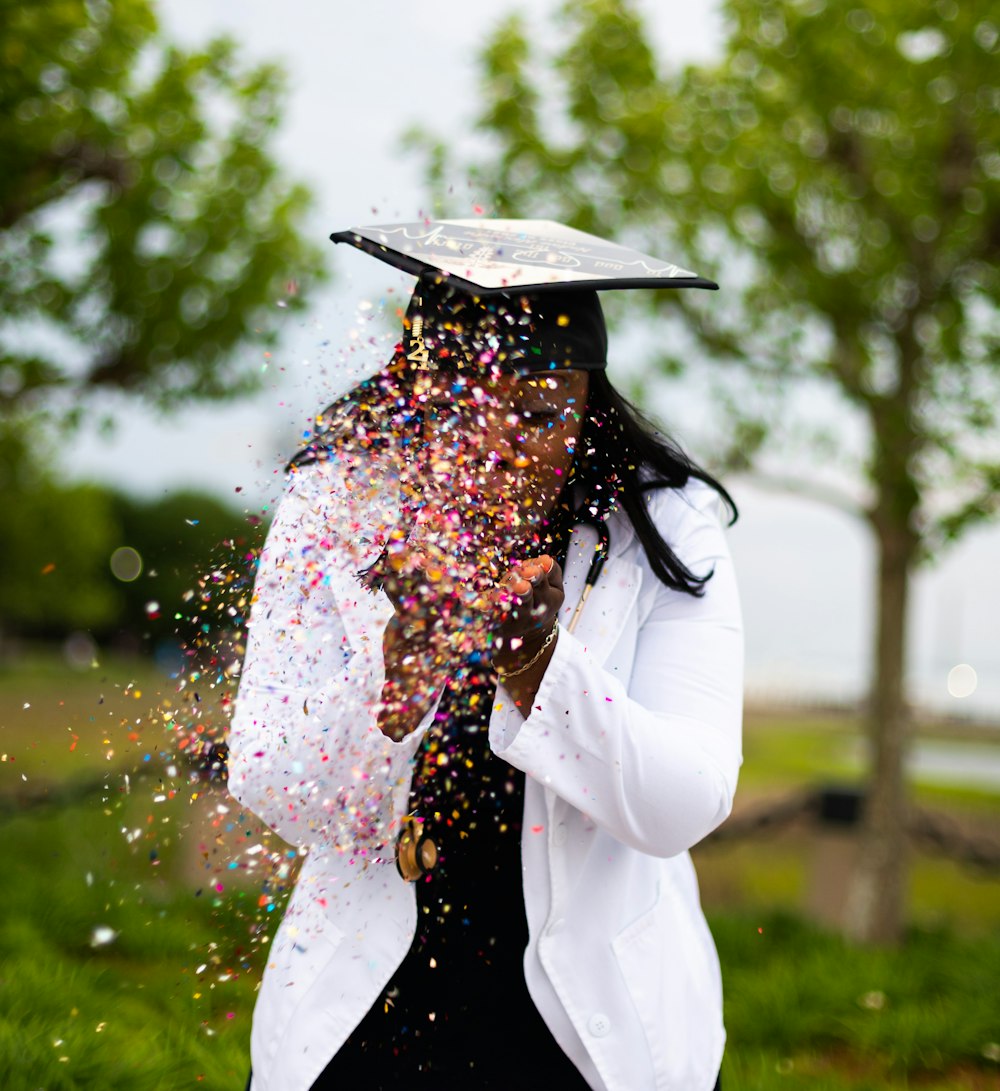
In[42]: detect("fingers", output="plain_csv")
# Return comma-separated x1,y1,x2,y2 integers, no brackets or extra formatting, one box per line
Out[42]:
387,543,562,631
498,570,533,599
541,554,563,592
492,555,566,621
502,554,562,593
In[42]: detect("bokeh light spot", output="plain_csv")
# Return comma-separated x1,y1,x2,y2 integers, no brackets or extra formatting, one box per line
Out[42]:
110,546,142,582
63,630,98,671
946,663,977,699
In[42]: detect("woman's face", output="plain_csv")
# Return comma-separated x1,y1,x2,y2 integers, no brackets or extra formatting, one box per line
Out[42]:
413,367,590,542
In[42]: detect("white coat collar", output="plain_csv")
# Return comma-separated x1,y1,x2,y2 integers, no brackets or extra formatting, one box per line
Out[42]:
606,503,636,559
561,510,641,664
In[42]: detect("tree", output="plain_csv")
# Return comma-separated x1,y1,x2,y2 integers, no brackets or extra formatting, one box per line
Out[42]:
0,430,265,647
0,476,121,639
0,0,324,423
109,487,265,650
421,0,1000,943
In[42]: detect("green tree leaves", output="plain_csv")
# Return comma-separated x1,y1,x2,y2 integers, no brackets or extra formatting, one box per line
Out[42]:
0,0,325,416
0,480,120,635
0,471,263,645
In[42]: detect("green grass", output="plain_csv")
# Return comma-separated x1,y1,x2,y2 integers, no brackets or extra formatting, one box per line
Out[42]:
740,711,859,788
4,798,998,1089
0,651,284,1090
0,653,174,780
3,798,998,1089
714,911,1000,1089
0,798,261,1089
2,653,999,1088
703,708,1000,936
694,830,1000,936
741,707,1000,811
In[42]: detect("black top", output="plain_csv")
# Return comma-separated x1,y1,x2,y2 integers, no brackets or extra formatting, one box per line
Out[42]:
310,669,591,1089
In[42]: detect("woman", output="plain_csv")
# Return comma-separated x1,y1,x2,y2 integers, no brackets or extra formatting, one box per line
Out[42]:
229,265,743,1090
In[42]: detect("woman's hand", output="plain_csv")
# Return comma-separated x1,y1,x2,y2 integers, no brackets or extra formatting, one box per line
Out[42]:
373,530,566,734
374,533,493,740
377,611,448,741
490,554,564,677
378,535,493,647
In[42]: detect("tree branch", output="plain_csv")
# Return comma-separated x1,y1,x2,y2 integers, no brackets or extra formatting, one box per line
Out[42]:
0,143,134,231
933,468,1000,544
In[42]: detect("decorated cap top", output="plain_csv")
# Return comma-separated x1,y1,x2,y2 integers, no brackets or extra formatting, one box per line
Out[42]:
330,218,718,296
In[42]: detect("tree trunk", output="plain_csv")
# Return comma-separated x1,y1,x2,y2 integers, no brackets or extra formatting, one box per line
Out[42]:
843,518,915,945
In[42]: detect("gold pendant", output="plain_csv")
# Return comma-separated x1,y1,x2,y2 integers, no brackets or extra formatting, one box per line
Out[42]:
406,315,433,371
395,815,438,881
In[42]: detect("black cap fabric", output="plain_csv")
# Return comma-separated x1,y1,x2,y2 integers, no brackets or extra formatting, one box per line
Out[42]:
401,279,608,374
331,218,718,295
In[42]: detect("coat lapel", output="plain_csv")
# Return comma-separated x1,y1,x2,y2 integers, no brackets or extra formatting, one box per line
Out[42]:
559,509,641,666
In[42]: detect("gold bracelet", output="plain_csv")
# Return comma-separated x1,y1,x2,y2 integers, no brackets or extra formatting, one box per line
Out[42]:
495,621,559,681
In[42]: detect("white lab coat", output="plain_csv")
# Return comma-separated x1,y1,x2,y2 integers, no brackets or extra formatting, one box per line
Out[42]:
228,456,743,1091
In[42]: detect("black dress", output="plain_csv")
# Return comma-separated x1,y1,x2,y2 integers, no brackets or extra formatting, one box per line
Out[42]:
310,668,592,1089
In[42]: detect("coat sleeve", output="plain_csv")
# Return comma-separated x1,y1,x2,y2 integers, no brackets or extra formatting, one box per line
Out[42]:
490,485,743,858
226,466,428,854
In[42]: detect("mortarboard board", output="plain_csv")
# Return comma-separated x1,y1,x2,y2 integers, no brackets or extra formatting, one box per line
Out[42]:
330,218,718,295
331,219,717,373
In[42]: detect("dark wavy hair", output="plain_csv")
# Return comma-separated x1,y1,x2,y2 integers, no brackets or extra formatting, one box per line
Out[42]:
563,370,736,597
289,365,736,598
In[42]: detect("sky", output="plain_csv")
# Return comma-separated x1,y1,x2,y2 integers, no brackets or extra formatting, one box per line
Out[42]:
62,0,1000,718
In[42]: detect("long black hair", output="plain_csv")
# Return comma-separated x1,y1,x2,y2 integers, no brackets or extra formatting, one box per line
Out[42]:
562,370,736,597
289,365,736,599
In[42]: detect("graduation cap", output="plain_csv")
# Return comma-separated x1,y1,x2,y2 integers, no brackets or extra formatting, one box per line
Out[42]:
331,218,718,373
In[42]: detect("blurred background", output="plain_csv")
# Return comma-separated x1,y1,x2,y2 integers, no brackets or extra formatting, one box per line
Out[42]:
1,2,998,1088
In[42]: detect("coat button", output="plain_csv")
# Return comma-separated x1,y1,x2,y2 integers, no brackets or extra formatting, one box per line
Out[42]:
588,1012,612,1037
552,822,568,846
